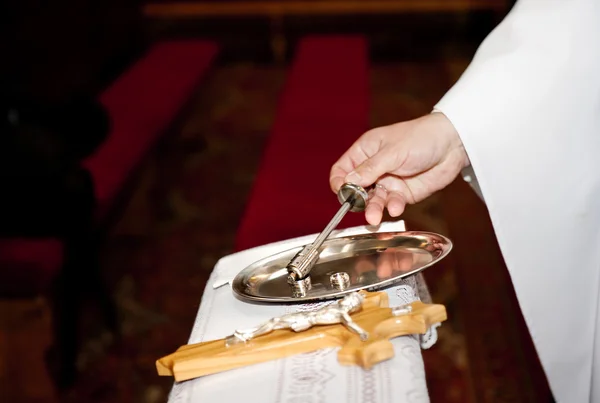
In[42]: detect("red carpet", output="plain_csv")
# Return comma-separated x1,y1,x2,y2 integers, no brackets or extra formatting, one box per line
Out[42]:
0,40,219,294
87,40,220,220
234,35,370,251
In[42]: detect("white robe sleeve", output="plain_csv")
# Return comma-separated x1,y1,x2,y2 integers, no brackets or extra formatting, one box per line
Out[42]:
434,1,600,402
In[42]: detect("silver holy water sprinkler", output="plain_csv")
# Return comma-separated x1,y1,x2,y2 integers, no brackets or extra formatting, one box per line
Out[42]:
285,183,369,295
231,182,453,303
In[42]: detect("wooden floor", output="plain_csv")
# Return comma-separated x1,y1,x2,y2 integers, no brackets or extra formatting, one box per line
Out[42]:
0,298,56,402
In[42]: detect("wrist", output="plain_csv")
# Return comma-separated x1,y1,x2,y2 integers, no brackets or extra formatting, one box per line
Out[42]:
428,111,471,169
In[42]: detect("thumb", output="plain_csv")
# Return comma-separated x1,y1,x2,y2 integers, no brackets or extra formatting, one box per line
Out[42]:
344,152,393,188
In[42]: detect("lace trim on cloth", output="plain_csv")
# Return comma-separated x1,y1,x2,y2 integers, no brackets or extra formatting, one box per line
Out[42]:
395,273,439,350
283,273,439,350
167,272,438,403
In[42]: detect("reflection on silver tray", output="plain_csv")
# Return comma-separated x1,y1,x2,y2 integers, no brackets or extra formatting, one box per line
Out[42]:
231,231,452,303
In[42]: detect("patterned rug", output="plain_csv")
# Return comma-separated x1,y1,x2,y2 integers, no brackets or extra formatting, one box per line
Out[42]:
2,56,550,402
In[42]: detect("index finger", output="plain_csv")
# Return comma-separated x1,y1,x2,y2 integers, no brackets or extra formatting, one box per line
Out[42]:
329,166,348,194
329,144,370,193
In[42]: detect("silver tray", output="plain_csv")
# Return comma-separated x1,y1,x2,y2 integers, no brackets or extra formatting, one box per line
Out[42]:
231,231,452,303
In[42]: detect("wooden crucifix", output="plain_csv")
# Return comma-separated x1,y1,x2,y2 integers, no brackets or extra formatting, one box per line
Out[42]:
156,290,447,382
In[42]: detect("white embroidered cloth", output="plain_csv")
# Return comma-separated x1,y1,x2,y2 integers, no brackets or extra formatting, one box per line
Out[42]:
167,220,439,403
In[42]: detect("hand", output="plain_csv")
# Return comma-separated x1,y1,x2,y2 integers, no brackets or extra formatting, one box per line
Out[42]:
329,112,470,225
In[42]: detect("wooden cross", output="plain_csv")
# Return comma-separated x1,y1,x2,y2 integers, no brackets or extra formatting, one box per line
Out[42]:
156,291,446,382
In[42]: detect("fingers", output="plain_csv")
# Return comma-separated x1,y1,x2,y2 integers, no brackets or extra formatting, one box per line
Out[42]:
376,253,393,277
330,128,390,193
329,166,347,195
344,152,394,189
375,249,415,278
329,144,371,193
364,186,408,226
393,250,415,273
365,185,387,226
386,191,407,217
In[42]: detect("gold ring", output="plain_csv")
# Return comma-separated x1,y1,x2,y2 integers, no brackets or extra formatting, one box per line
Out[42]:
374,183,388,192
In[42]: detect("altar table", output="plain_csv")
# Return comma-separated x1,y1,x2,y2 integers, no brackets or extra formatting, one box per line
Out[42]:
167,220,440,403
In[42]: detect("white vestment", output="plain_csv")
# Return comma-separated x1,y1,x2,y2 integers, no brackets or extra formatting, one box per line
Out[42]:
434,1,600,401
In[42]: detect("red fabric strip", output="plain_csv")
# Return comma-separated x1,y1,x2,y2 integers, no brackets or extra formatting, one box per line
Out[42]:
234,35,369,251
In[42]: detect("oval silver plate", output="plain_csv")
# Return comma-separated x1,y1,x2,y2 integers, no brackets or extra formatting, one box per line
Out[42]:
231,231,452,303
